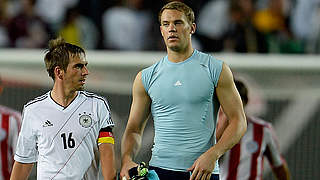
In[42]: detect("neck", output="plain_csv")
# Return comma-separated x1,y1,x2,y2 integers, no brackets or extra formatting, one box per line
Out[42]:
167,45,194,63
51,83,77,107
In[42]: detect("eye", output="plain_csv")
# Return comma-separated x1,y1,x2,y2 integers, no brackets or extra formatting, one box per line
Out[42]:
162,23,169,27
175,21,183,26
75,64,84,69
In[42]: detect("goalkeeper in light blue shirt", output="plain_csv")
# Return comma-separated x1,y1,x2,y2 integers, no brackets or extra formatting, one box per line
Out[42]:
120,1,247,180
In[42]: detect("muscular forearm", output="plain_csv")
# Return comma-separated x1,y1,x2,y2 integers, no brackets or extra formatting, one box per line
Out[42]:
214,117,246,158
121,130,143,163
10,161,34,180
120,129,144,179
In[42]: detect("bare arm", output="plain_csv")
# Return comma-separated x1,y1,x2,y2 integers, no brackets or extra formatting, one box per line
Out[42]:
189,63,247,180
10,162,34,180
213,63,247,158
120,72,151,179
272,162,290,180
99,143,116,180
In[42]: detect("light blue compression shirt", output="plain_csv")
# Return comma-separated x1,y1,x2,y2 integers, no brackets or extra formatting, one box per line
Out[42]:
141,50,223,173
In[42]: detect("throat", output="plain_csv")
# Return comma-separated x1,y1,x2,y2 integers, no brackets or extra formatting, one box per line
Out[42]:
51,90,78,108
167,48,194,63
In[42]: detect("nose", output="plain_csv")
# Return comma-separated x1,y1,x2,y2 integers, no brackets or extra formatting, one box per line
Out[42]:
83,66,89,75
168,23,176,32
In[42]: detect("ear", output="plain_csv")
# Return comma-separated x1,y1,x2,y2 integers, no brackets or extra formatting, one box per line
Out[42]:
190,23,196,34
54,66,64,80
160,25,164,37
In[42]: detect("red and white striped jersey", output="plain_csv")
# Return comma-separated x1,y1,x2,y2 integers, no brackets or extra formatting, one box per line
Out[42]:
220,116,284,180
0,105,21,180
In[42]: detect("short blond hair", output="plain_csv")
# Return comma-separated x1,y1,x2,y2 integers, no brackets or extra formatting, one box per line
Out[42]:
158,1,195,25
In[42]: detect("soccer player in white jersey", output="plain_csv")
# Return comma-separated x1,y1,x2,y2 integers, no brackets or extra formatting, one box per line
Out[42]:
0,76,21,179
120,1,247,180
10,37,116,180
217,79,290,180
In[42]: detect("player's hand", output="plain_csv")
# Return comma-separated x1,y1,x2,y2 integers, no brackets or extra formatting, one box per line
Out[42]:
187,150,218,180
120,160,138,180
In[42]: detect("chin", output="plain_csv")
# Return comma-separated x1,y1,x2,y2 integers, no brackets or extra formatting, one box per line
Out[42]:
168,44,181,51
77,86,85,91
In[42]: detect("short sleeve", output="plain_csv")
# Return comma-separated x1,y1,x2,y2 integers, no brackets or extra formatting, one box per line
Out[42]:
9,112,21,156
97,97,114,129
264,124,283,167
14,107,38,163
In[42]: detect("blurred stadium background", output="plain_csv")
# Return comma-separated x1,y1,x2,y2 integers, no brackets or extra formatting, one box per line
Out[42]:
0,49,319,179
1,0,320,179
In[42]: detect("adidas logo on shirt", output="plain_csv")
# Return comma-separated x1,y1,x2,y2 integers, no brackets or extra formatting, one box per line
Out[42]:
174,80,182,86
43,120,53,127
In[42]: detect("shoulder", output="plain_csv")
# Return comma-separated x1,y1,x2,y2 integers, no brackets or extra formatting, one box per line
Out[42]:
194,50,223,65
140,57,166,89
24,92,49,109
0,105,21,119
194,50,224,77
142,57,165,75
194,50,224,86
248,116,272,129
80,91,109,103
79,91,110,109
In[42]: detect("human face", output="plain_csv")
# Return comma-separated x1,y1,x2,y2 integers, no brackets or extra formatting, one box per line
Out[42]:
63,53,89,92
160,9,195,52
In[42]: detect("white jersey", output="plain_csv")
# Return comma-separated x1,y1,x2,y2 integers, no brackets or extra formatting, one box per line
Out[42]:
0,105,21,180
14,91,114,180
220,117,284,180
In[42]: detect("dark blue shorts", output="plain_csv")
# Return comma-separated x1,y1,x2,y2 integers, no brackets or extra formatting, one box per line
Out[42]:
149,166,219,180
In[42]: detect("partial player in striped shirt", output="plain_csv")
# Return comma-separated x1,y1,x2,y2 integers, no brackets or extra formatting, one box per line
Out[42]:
217,79,290,180
0,76,21,179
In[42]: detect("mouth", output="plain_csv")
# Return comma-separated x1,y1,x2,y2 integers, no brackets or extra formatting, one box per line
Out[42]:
168,35,179,40
79,79,86,85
